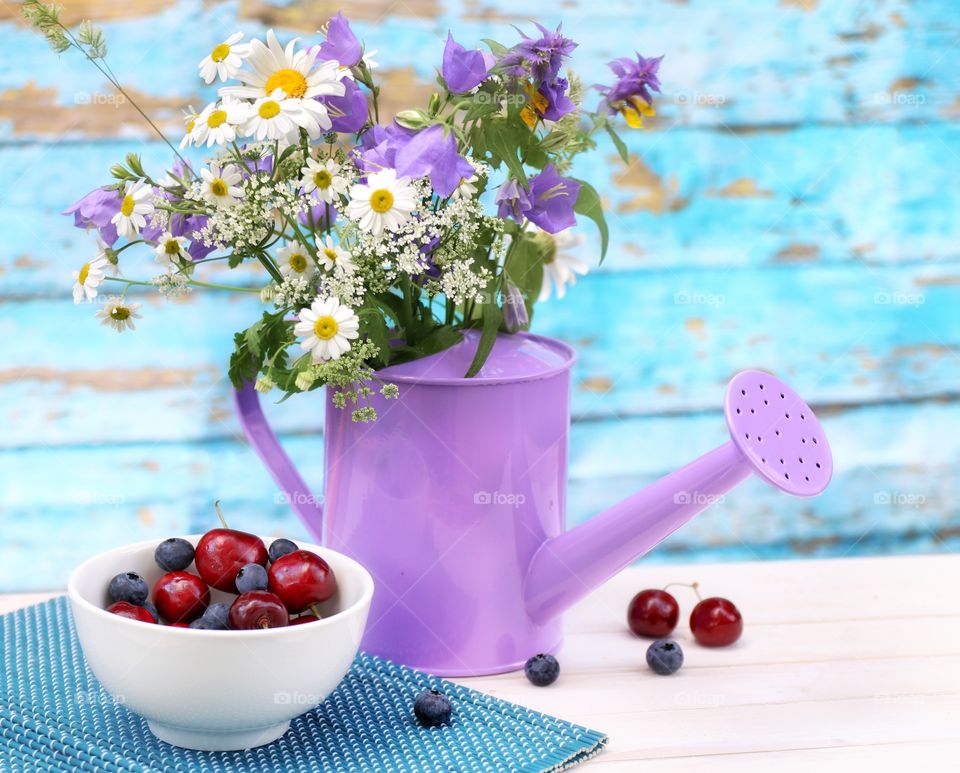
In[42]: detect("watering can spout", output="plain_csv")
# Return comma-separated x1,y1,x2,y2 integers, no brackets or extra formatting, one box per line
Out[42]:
524,370,833,624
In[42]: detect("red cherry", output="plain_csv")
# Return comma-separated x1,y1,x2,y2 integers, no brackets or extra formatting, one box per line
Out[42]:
194,528,268,592
153,571,209,623
690,597,743,647
268,550,337,613
169,622,190,628
106,601,157,623
229,591,289,629
290,614,319,625
627,589,679,638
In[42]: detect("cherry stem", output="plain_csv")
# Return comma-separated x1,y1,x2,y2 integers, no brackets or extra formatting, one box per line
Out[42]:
310,604,322,619
257,618,270,629
214,500,230,529
663,581,702,601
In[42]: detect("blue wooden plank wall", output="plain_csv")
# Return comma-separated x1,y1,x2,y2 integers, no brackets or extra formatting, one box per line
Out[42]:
1,0,958,590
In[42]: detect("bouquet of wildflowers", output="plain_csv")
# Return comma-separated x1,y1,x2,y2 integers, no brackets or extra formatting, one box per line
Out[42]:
26,1,662,421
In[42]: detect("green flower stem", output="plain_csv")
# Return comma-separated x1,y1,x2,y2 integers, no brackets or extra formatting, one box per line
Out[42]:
103,276,261,294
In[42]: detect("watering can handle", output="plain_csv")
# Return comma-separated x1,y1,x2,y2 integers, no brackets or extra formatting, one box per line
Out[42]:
233,381,324,535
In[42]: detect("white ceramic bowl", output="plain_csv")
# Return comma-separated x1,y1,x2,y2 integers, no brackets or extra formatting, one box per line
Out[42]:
67,535,374,751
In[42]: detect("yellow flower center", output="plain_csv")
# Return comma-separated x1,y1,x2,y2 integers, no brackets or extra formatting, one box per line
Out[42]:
324,247,338,261
164,239,181,255
120,195,135,217
370,189,394,213
206,109,228,129
314,170,332,189
258,100,281,119
186,118,196,133
265,68,308,98
110,306,131,321
210,178,227,197
314,315,338,340
289,253,308,272
78,262,90,285
210,43,231,62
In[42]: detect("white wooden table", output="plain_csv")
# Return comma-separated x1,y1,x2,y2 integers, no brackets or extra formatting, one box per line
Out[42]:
4,555,958,771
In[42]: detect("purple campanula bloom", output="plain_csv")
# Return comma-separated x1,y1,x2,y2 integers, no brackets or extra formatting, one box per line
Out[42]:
300,201,337,230
359,122,473,197
63,187,122,245
526,164,580,233
500,23,576,83
442,32,495,93
502,282,529,332
317,12,362,67
495,179,532,223
318,78,368,133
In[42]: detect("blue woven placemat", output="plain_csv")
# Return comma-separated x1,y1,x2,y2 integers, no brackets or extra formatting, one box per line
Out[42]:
0,597,606,772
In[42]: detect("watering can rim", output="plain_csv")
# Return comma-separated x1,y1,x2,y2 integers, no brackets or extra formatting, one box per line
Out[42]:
374,330,578,387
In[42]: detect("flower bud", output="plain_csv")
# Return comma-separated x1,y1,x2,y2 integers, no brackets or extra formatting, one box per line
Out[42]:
502,282,530,332
394,110,430,130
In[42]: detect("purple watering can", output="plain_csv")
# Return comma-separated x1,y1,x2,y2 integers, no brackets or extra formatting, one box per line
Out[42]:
235,331,833,676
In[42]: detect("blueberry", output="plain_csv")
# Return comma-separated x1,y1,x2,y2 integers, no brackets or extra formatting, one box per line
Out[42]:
190,602,230,630
235,563,268,594
108,572,149,606
268,538,299,564
524,653,560,687
142,601,159,622
154,538,195,572
414,689,452,727
646,639,684,675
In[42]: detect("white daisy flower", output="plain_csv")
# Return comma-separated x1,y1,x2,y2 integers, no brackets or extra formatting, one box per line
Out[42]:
539,228,588,301
347,169,417,236
110,180,155,240
242,91,303,143
198,32,251,84
71,251,110,304
200,163,244,208
192,98,249,147
277,243,316,281
219,29,345,103
301,157,348,204
318,235,356,274
179,105,200,149
363,49,379,70
451,173,479,201
294,296,360,363
96,301,142,332
154,232,190,269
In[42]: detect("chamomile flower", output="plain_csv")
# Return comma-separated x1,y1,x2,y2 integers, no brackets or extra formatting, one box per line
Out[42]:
347,169,417,236
192,98,249,147
317,235,356,274
179,105,201,149
96,301,142,332
294,296,360,363
277,242,317,281
363,50,379,70
154,232,189,269
71,251,110,303
242,91,302,143
200,163,244,207
110,180,155,240
539,228,587,301
220,29,345,103
198,32,250,84
451,173,479,201
300,157,348,204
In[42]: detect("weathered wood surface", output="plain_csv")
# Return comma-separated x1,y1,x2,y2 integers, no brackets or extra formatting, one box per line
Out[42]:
0,0,958,590
4,555,959,768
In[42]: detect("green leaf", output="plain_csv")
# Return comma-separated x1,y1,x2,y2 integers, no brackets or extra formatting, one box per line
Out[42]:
416,326,463,357
482,38,508,57
484,118,528,185
572,178,609,263
464,302,503,378
359,309,391,367
504,235,544,315
605,123,630,165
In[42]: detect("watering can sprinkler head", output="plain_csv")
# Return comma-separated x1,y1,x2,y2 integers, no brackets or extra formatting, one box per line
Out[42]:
524,370,834,624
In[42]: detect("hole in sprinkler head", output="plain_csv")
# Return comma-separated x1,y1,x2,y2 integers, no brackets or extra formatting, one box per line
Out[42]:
779,458,785,465
759,384,764,390
775,430,780,436
741,389,746,396
745,433,750,439
801,438,806,444
805,476,810,482
812,437,818,444
757,436,762,442
751,408,755,414
785,413,790,419
764,399,769,405
762,457,767,463
815,462,821,469
785,473,790,480
780,393,785,399
736,408,741,414
799,457,803,463
801,414,806,421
